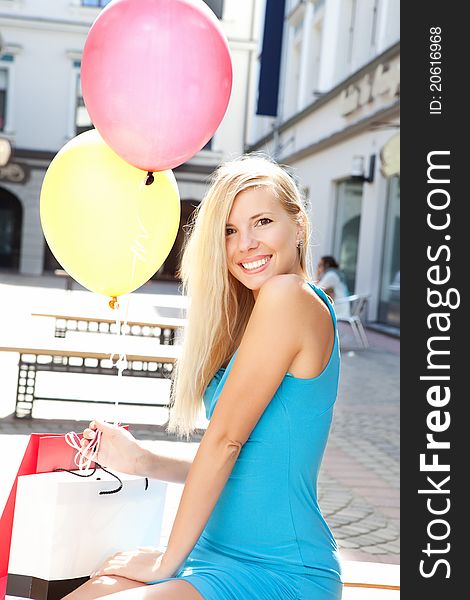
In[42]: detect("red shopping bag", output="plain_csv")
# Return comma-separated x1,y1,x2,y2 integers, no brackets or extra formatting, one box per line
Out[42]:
0,433,93,598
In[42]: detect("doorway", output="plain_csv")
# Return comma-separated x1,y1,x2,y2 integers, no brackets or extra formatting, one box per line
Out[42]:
0,187,22,270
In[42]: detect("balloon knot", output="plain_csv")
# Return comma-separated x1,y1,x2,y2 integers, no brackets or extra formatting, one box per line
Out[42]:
109,296,119,310
145,171,155,186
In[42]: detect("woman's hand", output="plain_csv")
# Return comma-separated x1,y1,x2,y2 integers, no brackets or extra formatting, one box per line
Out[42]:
90,547,173,583
81,420,146,476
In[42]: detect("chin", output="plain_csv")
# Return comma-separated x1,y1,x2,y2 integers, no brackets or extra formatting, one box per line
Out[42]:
243,272,275,291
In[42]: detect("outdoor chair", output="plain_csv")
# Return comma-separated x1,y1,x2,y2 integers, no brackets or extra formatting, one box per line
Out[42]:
334,293,370,349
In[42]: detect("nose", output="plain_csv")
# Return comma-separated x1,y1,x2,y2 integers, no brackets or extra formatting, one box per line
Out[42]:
238,229,259,253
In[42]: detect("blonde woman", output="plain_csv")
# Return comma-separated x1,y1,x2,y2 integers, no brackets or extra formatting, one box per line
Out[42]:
68,155,343,600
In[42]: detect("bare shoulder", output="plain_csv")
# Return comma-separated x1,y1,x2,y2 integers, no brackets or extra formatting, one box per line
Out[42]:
258,274,330,325
257,273,308,305
256,275,334,378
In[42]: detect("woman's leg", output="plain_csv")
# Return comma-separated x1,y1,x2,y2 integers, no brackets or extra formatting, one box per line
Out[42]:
62,576,204,600
62,575,147,599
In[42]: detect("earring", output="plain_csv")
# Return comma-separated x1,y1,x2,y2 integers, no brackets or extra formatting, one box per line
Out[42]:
297,239,303,248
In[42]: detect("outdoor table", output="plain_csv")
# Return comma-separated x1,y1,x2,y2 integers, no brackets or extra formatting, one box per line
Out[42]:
32,312,186,345
0,339,180,419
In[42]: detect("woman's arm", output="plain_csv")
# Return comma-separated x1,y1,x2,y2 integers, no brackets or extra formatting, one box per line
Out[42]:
158,274,329,578
82,423,195,484
137,441,197,484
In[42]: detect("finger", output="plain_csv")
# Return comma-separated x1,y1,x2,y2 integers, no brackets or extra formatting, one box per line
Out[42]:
90,568,107,578
99,565,121,577
83,428,97,440
92,420,115,433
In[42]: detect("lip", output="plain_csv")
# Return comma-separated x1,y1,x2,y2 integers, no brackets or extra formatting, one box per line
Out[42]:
238,255,272,274
237,254,271,265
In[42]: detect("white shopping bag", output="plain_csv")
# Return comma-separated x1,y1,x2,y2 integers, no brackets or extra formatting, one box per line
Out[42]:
8,470,167,581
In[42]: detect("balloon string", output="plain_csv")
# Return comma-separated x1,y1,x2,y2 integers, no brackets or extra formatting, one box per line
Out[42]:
64,430,101,471
64,174,152,464
130,177,151,272
109,296,132,426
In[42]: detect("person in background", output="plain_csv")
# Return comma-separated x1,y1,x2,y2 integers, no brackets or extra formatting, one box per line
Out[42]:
316,256,350,318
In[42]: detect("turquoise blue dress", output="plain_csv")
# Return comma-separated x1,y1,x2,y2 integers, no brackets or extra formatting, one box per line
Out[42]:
148,283,343,598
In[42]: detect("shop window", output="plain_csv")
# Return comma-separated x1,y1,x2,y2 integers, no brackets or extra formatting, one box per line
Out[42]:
333,180,363,293
378,176,400,327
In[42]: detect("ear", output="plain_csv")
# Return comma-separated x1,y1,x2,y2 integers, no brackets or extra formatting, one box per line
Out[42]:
295,215,306,242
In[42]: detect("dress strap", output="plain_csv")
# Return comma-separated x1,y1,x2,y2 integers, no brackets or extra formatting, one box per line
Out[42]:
307,281,338,330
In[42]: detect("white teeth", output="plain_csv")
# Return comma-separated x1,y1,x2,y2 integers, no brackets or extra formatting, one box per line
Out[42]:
241,257,270,270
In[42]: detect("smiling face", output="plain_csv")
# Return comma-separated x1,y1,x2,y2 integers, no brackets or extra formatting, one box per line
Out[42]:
225,186,304,297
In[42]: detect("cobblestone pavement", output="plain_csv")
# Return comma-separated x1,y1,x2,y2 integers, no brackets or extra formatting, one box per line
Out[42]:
320,345,400,564
0,275,399,565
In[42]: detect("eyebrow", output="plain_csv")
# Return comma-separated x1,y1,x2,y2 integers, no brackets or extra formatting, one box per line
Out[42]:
226,212,274,227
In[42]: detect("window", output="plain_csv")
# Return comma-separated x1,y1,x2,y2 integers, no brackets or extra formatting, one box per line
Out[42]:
81,0,222,16
0,68,7,132
378,176,400,327
282,12,303,118
304,2,324,102
371,0,380,49
68,58,93,136
75,71,93,135
347,0,357,68
81,0,112,7
335,0,383,82
333,181,363,293
0,52,15,133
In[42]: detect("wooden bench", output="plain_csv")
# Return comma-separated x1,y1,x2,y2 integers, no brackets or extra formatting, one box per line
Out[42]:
342,560,400,596
0,341,180,419
32,312,186,345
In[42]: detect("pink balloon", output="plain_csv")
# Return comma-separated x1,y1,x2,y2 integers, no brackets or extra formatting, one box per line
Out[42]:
81,0,232,172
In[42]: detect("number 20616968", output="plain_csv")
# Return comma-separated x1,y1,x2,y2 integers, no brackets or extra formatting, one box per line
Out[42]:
429,27,442,115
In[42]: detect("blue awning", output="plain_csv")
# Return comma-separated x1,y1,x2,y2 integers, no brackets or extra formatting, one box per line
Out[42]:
256,0,286,117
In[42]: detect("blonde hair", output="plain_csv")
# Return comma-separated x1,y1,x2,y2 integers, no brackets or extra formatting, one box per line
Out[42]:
166,154,311,439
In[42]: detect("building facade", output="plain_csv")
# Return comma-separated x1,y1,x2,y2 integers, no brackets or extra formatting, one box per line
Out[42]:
249,0,400,331
0,0,262,279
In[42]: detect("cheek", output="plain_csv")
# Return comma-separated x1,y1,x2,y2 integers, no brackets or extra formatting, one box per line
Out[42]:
225,239,236,267
277,229,297,254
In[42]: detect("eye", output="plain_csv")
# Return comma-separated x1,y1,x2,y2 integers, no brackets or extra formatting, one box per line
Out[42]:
225,227,236,236
256,218,272,227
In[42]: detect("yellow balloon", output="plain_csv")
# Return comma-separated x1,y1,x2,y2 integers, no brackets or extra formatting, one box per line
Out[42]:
40,130,180,297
